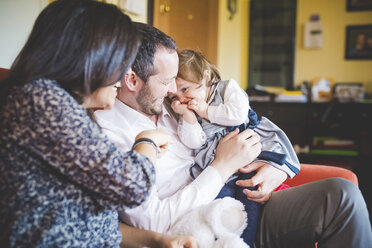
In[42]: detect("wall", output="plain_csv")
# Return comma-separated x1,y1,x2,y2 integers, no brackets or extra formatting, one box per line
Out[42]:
217,0,249,89
105,0,148,23
295,0,372,91
230,0,372,91
0,0,147,69
2,0,370,92
0,0,244,85
0,0,48,68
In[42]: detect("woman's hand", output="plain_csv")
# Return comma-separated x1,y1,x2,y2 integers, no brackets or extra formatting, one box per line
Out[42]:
155,233,198,248
119,223,198,248
212,129,262,182
134,129,172,162
236,161,287,203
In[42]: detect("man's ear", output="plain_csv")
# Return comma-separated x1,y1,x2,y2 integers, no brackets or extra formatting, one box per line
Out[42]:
123,68,139,91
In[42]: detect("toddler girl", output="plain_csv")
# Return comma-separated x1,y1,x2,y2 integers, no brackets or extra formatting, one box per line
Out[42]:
169,49,299,246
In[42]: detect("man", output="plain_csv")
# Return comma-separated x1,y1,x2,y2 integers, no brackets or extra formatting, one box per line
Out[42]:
95,22,372,247
95,22,263,232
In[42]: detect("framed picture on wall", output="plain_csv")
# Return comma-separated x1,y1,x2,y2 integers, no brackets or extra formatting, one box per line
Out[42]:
345,25,372,60
347,0,372,11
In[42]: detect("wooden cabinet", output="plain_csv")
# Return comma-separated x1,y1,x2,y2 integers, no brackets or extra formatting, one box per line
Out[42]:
250,101,372,219
250,102,372,166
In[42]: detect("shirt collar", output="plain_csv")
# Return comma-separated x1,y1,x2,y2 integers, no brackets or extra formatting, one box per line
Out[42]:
114,99,145,123
161,101,173,118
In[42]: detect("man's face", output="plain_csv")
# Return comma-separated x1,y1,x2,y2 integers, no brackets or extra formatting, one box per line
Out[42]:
136,48,178,116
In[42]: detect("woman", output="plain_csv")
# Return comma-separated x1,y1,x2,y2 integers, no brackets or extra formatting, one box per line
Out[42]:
0,0,195,247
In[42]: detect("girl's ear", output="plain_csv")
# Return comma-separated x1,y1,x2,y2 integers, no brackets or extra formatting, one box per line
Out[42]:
203,70,211,85
123,68,138,92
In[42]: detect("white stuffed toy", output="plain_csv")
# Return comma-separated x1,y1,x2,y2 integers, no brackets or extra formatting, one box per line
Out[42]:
168,197,250,248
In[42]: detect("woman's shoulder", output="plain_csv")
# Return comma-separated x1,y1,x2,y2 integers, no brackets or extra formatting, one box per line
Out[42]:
13,78,86,123
23,78,79,107
24,78,67,96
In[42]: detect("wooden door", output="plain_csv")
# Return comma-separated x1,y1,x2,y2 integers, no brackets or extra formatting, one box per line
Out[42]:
152,0,218,65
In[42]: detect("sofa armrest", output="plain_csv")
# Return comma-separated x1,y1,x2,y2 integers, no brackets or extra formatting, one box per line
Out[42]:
284,163,358,187
0,68,10,82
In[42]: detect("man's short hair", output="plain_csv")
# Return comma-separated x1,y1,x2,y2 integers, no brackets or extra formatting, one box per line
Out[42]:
131,22,178,83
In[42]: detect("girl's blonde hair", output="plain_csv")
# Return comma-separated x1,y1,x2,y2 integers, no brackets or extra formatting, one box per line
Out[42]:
177,49,221,86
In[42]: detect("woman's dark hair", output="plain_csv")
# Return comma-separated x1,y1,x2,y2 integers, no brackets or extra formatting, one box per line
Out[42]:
0,0,140,105
131,22,177,83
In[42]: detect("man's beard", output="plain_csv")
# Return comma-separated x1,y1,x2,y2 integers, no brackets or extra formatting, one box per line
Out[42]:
137,84,162,115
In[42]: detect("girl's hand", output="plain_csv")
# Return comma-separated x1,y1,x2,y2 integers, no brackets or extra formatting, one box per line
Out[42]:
187,99,208,119
171,100,190,115
171,100,198,125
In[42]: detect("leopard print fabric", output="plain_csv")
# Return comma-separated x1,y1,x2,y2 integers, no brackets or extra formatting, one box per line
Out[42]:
0,79,155,247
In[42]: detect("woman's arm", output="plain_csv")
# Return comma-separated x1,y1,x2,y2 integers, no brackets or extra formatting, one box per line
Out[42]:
132,129,172,165
20,80,155,210
119,223,197,248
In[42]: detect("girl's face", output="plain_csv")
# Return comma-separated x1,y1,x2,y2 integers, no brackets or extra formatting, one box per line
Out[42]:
82,81,121,109
170,77,208,104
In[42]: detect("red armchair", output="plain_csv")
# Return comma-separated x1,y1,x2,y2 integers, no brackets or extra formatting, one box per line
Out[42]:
283,164,358,248
284,163,358,187
0,67,9,81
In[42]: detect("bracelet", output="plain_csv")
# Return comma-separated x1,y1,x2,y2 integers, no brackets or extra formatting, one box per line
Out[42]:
132,138,158,155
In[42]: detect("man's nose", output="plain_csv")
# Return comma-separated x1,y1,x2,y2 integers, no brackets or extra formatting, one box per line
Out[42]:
168,80,177,94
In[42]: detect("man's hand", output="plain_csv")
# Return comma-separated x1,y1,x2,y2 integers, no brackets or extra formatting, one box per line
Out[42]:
212,129,262,182
236,161,287,203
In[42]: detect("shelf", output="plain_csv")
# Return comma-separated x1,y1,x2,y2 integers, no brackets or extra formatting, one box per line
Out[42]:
250,101,372,164
250,101,372,224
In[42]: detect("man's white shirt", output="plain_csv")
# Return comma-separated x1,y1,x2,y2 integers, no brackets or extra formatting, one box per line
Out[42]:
94,99,223,232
